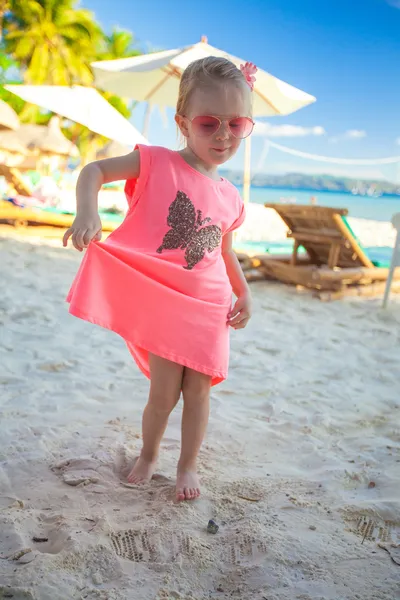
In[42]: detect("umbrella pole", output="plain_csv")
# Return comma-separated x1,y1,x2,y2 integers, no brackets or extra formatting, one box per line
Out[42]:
243,136,251,204
142,103,152,137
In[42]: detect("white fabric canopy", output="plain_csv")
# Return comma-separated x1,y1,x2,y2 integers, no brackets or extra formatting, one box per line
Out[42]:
5,85,148,146
91,40,316,117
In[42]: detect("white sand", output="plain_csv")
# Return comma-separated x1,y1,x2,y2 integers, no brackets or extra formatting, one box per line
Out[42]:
0,226,399,600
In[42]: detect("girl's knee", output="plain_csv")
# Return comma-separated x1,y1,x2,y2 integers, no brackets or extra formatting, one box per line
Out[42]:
148,354,184,413
182,369,211,405
148,388,180,414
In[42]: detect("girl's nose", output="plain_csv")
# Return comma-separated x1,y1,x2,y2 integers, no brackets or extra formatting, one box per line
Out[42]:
215,121,230,140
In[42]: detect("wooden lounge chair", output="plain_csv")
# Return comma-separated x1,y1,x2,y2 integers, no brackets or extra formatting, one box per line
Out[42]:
253,204,400,300
0,163,32,197
0,163,123,231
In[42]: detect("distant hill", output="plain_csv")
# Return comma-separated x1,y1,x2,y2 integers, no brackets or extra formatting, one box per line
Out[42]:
220,171,400,195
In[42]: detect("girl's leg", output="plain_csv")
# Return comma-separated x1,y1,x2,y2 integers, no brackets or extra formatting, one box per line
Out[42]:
127,353,184,483
176,368,211,501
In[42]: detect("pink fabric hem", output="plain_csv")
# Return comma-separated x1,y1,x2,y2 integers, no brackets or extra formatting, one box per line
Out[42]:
67,304,226,385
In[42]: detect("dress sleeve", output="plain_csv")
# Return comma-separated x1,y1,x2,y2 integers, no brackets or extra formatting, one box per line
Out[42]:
124,144,151,211
225,196,246,234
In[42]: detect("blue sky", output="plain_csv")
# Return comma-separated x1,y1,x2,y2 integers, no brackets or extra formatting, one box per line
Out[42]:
83,0,400,181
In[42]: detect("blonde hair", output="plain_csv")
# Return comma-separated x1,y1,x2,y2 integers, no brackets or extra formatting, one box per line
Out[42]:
176,56,249,116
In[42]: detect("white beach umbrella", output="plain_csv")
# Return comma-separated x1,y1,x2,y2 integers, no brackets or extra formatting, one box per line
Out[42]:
5,85,148,147
92,39,315,117
91,38,315,202
0,98,20,131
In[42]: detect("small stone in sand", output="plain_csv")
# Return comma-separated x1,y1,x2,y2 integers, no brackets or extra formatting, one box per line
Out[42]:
368,481,376,489
207,520,219,534
309,525,317,531
17,550,37,564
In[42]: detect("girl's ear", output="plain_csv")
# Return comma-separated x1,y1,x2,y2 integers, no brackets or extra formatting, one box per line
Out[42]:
175,114,189,138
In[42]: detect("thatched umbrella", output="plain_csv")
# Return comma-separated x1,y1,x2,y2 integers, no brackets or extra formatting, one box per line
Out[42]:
0,116,79,157
96,140,131,159
0,130,27,155
15,116,79,157
0,99,20,131
0,124,28,169
0,116,80,187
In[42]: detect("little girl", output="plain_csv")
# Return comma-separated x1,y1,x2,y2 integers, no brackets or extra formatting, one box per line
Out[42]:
63,57,255,502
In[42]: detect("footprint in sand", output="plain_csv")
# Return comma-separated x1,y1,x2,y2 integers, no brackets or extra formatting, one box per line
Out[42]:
109,527,268,567
344,513,400,545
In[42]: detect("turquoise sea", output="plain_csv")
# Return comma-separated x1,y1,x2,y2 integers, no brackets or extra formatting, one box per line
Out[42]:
239,186,400,222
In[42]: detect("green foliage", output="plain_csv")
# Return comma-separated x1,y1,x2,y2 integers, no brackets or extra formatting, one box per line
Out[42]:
1,2,143,158
3,0,102,85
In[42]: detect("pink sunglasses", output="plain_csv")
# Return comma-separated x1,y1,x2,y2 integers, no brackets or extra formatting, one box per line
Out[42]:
185,115,254,139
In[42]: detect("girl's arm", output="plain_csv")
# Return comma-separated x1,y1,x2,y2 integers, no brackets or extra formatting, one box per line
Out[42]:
63,150,141,252
222,232,252,329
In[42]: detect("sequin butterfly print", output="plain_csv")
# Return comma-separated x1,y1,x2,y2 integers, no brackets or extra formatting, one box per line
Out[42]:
156,191,222,270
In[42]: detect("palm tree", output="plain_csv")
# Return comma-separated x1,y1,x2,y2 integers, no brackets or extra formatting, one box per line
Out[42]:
98,28,141,61
3,0,102,85
0,44,24,114
0,1,10,41
3,5,143,161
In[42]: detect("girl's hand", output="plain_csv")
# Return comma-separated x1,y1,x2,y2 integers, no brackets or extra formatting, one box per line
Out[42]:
63,212,102,252
228,293,252,329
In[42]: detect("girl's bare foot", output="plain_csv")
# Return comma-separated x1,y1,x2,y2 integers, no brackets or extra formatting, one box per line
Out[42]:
127,455,157,484
176,468,201,501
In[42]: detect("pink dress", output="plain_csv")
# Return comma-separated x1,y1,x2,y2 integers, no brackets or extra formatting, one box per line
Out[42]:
67,145,245,386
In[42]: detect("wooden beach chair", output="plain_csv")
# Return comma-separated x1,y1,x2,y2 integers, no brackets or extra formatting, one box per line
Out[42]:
254,204,400,300
0,163,32,197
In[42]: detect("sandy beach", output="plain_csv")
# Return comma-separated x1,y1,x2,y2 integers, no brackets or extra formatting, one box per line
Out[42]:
1,223,399,600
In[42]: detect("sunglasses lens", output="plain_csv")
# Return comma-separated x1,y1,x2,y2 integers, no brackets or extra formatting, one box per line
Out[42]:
191,116,220,137
229,117,254,138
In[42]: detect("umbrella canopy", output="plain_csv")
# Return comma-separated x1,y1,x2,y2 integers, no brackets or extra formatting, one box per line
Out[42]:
5,84,148,146
91,39,316,117
0,99,20,131
0,116,79,157
96,140,131,159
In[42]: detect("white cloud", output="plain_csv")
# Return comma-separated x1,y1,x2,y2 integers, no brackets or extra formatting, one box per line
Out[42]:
329,129,367,143
396,137,400,145
253,122,326,138
345,129,366,139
